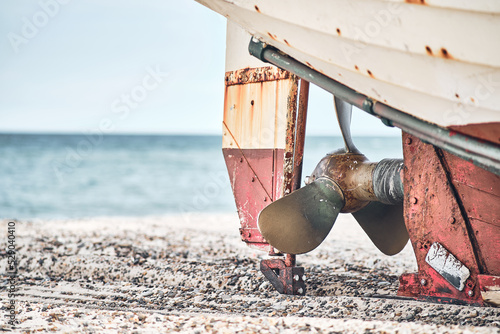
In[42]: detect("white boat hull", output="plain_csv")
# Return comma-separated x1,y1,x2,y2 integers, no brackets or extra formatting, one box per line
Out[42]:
197,0,500,133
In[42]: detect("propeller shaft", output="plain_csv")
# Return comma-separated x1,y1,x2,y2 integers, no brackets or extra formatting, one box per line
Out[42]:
308,152,404,212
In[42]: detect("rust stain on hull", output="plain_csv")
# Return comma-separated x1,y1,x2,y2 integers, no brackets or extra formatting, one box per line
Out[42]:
405,0,426,4
225,66,291,86
440,48,452,59
267,32,278,41
283,76,299,195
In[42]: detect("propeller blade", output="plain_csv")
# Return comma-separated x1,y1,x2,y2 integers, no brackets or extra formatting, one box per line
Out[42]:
334,96,360,154
352,201,409,255
258,178,344,254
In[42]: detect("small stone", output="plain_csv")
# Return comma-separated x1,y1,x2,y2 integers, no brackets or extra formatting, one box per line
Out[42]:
467,310,478,318
141,290,154,297
377,281,391,287
273,303,286,311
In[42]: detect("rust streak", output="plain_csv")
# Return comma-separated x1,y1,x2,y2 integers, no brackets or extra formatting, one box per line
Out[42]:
254,5,260,12
425,46,433,55
283,76,299,196
440,48,452,59
405,0,426,4
267,32,277,40
272,82,279,199
367,70,374,78
291,80,309,191
284,39,290,47
336,28,341,36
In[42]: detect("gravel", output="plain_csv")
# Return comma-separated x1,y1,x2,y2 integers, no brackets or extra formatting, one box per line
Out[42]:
0,214,498,333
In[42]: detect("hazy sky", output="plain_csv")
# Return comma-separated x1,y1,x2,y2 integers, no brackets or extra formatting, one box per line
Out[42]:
0,0,400,136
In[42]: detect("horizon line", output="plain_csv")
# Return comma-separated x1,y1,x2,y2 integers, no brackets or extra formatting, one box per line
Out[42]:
0,130,402,137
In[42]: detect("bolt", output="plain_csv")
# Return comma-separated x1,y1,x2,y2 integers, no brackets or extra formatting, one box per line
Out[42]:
294,275,299,281
302,275,306,281
240,158,243,163
264,197,267,202
406,137,413,145
468,290,474,297
420,279,427,286
297,288,304,295
251,177,255,182
448,217,456,224
304,176,311,185
411,197,418,205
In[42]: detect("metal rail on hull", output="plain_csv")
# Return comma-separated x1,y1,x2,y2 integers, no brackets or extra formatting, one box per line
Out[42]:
249,38,500,176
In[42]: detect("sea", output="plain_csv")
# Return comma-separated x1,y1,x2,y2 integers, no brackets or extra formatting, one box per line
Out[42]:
0,134,403,220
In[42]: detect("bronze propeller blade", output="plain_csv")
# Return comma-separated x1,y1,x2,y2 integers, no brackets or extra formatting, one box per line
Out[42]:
258,178,344,254
352,202,409,255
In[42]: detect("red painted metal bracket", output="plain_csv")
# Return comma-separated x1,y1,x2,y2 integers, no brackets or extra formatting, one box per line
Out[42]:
260,258,306,296
398,132,500,306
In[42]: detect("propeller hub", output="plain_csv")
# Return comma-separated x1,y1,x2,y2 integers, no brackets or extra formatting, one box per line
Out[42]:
308,151,378,213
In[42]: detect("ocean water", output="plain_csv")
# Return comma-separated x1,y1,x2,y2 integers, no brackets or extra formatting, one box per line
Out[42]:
0,134,402,220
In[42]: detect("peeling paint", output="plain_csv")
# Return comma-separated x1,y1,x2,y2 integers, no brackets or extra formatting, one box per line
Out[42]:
425,242,471,291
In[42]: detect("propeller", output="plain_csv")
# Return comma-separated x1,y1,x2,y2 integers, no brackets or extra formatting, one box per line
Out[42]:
353,201,407,256
258,96,409,255
258,178,344,255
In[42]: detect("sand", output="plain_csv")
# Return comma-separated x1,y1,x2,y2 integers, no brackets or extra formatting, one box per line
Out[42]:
0,213,498,333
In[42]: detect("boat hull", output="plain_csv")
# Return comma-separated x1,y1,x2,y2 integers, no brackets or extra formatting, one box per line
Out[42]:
197,0,500,143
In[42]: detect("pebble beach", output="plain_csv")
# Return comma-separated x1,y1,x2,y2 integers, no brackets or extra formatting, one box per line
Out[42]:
1,214,499,333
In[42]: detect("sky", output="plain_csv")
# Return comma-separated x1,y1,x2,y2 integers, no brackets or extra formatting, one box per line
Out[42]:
0,0,400,136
